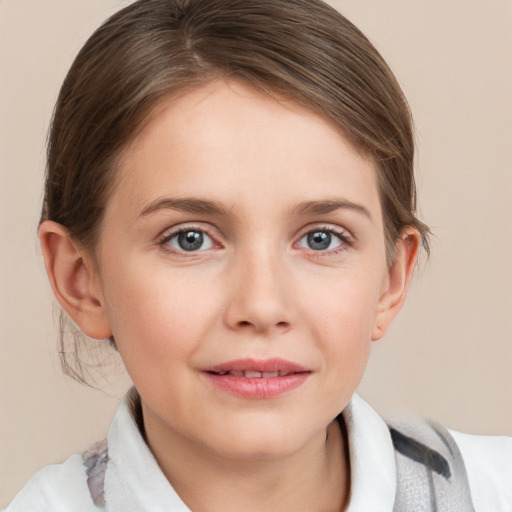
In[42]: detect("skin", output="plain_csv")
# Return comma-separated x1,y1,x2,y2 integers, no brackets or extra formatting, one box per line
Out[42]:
40,80,418,511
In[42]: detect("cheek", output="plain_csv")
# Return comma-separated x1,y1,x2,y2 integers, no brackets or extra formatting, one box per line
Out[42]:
101,266,219,365
302,265,384,339
299,266,384,379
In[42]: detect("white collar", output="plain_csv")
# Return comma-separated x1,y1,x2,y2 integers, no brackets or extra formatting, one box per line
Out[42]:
105,389,190,511
344,394,397,511
105,389,397,511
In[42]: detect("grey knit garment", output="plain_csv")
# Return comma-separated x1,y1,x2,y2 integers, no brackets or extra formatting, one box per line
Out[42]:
83,439,108,508
389,417,475,512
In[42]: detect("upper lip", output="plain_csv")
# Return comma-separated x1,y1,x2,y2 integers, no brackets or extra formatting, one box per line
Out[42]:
203,358,309,374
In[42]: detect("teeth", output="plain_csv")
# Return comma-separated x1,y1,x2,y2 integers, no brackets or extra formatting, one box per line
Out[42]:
244,371,262,378
215,370,292,377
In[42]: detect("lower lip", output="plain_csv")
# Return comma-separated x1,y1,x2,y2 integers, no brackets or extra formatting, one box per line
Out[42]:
203,372,310,399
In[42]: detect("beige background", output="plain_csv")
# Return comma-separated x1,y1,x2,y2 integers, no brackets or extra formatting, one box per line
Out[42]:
1,0,511,506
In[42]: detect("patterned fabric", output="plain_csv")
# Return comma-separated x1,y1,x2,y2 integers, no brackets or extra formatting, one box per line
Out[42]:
82,439,109,508
389,418,474,512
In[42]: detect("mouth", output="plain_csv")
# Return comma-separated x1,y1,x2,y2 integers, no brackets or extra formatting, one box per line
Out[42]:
207,370,296,378
201,358,311,399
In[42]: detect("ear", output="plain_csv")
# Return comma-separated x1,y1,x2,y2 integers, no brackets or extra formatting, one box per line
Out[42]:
39,220,112,340
371,227,420,341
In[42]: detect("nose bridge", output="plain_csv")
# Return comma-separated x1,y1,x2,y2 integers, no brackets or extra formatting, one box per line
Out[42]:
224,239,293,334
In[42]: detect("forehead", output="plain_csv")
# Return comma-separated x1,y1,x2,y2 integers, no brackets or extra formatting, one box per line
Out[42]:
111,79,381,223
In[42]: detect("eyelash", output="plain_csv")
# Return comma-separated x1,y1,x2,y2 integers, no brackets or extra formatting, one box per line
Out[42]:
157,224,353,258
297,226,353,258
158,225,219,258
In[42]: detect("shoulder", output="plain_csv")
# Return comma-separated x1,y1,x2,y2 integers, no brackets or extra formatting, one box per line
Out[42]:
4,452,96,512
450,429,512,512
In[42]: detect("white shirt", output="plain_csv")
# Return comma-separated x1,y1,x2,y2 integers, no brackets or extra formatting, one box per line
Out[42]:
5,392,512,511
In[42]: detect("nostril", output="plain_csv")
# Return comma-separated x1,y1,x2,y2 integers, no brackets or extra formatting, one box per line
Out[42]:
238,320,288,329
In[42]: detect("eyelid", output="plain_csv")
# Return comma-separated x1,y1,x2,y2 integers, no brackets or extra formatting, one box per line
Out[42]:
157,223,223,253
294,224,355,254
156,222,354,256
296,223,353,242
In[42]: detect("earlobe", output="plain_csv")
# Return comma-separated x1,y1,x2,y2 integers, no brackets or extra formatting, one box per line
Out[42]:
39,220,112,340
371,228,420,341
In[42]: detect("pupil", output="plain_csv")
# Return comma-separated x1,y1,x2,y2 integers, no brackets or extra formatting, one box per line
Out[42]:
178,231,203,251
307,231,331,250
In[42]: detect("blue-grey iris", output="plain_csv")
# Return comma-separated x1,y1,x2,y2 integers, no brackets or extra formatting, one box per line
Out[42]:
178,231,204,251
307,231,331,250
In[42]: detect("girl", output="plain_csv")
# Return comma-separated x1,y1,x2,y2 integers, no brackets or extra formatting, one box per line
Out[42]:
5,0,511,510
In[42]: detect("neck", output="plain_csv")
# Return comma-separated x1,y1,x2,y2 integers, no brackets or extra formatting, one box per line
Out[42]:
142,403,350,512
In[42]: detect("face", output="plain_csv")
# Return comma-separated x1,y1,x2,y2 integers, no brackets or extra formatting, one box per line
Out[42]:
89,80,402,461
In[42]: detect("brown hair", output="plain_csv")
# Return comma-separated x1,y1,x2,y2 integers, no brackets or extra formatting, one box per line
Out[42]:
41,0,429,383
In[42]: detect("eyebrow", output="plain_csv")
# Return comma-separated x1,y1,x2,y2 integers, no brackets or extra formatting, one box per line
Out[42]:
138,197,372,221
292,199,372,220
138,197,231,218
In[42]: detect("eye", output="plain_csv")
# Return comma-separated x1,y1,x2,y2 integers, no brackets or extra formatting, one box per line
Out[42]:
298,229,345,251
164,229,214,252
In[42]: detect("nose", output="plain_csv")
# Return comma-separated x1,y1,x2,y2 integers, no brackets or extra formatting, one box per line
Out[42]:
223,247,293,336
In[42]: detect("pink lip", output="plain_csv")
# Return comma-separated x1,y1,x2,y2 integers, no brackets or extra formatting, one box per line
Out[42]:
202,358,311,399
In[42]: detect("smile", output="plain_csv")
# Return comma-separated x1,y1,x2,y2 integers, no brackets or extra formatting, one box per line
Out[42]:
202,358,311,399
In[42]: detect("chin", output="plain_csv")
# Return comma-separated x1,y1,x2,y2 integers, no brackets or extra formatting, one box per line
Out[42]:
215,439,300,461
204,421,324,462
